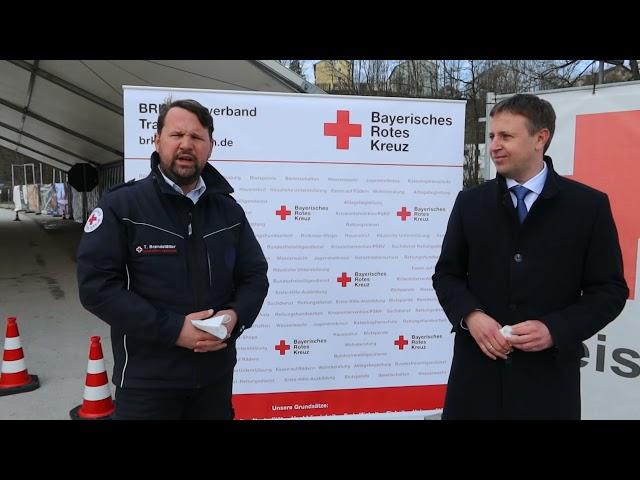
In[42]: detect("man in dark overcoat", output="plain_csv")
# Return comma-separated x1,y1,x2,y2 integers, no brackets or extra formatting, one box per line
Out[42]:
432,94,628,419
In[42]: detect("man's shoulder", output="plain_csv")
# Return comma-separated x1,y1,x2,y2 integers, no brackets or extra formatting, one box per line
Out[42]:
104,177,152,200
209,193,249,223
458,179,497,200
556,175,608,202
216,192,243,208
107,178,137,194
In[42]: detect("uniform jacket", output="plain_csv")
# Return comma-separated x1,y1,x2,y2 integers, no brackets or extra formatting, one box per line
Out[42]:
432,156,628,419
77,152,269,389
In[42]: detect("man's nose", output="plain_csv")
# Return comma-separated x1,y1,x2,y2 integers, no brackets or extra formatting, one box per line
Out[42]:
179,136,194,150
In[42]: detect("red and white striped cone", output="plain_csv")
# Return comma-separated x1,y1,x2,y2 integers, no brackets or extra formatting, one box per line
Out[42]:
70,336,115,420
0,317,40,396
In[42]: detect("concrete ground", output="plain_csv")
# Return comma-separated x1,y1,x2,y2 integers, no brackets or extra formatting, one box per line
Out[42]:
0,207,112,419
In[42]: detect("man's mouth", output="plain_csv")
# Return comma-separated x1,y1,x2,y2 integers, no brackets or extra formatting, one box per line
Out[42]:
176,155,195,164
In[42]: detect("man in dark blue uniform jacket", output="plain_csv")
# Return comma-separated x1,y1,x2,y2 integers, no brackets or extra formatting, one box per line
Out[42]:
77,99,269,419
432,94,628,419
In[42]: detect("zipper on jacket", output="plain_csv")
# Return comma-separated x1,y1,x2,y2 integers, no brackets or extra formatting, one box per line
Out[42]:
186,207,203,310
207,250,213,287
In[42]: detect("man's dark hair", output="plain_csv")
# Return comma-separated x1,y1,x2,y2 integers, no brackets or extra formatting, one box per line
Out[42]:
157,98,214,140
490,94,556,153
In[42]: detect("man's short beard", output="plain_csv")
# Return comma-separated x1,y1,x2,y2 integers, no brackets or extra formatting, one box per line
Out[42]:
160,158,202,186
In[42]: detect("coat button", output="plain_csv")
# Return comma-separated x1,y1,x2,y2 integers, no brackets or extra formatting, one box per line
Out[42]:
513,253,523,262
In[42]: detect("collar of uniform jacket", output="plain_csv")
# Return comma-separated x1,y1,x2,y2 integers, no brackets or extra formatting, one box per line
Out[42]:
149,151,234,197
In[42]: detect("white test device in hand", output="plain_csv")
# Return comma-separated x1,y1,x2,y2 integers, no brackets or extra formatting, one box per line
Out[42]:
499,325,513,338
191,314,231,339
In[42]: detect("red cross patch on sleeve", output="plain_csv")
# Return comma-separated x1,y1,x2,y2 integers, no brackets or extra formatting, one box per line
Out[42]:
84,208,104,233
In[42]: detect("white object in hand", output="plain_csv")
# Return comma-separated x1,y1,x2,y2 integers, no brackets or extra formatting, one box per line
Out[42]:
191,314,231,339
500,325,513,338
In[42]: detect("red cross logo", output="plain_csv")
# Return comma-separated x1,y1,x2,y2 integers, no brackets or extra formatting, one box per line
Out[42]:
397,207,411,221
394,335,409,350
275,340,290,355
337,272,352,287
84,207,103,233
275,205,291,220
324,110,362,150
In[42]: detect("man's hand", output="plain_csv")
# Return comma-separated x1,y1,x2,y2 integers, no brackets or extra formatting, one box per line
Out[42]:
465,310,512,360
176,309,227,353
509,320,553,352
215,309,238,340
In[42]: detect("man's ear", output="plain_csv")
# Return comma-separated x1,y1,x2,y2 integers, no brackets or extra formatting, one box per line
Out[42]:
536,128,550,151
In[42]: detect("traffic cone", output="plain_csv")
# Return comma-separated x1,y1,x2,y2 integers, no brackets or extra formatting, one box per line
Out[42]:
69,336,115,420
0,317,40,396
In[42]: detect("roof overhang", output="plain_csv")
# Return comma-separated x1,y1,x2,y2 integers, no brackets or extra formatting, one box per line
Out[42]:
0,60,323,171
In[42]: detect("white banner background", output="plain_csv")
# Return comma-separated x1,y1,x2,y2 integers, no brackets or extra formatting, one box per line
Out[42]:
123,86,465,418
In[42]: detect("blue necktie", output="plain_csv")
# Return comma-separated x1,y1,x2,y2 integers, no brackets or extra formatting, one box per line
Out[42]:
510,185,531,224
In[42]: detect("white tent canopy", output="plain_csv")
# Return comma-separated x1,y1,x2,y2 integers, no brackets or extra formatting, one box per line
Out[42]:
0,60,321,171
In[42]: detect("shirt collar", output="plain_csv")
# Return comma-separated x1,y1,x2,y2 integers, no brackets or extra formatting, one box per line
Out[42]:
505,160,547,195
159,169,207,203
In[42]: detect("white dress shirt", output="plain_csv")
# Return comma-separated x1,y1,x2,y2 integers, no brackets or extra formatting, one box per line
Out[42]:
505,160,548,211
159,169,207,204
